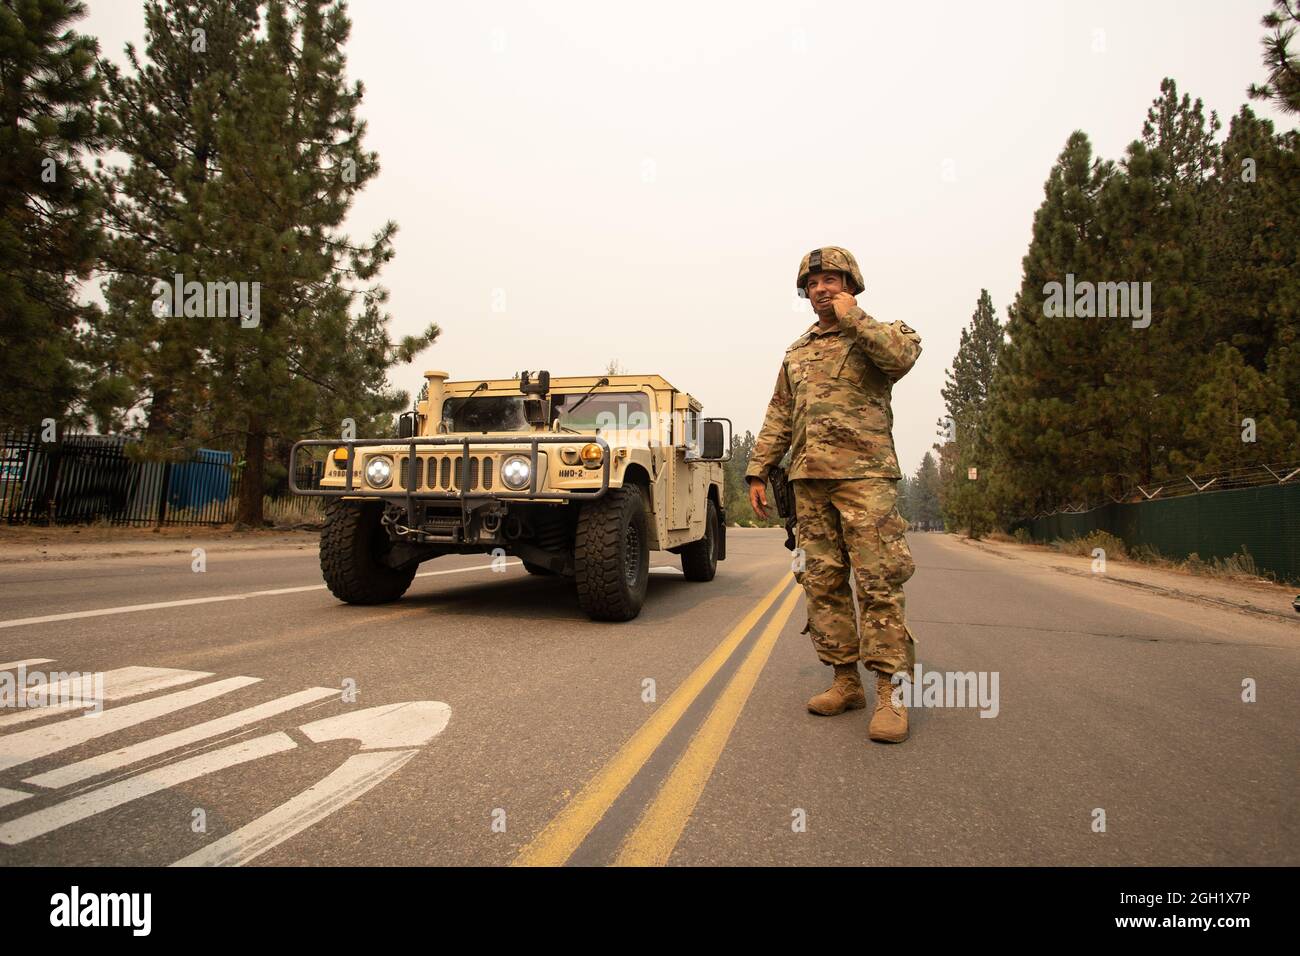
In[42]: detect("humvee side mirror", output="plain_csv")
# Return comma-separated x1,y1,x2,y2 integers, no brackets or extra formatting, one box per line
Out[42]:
397,411,416,439
699,419,731,461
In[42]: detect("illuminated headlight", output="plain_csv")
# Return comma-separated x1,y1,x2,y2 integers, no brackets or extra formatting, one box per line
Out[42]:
365,455,393,488
501,455,531,490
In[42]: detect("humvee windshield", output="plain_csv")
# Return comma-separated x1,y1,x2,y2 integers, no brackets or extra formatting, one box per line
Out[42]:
441,391,652,432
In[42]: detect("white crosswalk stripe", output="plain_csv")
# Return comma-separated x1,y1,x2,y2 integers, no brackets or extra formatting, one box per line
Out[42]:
0,659,55,672
0,666,212,728
0,676,260,774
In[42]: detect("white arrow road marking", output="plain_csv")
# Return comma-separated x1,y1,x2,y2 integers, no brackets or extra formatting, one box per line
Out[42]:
0,654,451,863
170,749,418,867
0,732,297,845
300,701,451,749
0,561,521,630
171,701,452,866
0,659,54,671
0,787,32,809
0,676,259,774
0,666,212,729
25,686,339,790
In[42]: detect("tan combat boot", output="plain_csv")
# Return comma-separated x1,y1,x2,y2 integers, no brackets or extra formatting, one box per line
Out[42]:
807,663,867,716
868,670,909,743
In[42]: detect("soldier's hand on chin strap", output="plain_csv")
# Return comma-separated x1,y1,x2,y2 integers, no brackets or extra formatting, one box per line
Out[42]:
830,291,858,321
747,476,769,520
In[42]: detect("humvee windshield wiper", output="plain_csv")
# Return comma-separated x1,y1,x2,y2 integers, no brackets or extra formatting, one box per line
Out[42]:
561,377,609,423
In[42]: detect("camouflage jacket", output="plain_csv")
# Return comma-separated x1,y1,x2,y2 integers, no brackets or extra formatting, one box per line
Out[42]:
745,306,921,482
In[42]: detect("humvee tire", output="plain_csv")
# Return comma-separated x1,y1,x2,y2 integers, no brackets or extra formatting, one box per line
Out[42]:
522,560,555,576
679,499,719,582
320,500,417,604
574,485,649,621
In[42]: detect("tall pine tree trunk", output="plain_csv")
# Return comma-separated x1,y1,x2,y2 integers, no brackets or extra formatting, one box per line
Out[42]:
237,422,267,526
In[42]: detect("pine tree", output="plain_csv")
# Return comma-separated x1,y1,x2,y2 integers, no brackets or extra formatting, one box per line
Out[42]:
911,451,943,530
96,0,438,524
1206,106,1300,407
940,290,1002,443
1096,79,1219,487
0,0,108,426
938,289,1003,535
897,473,914,523
1248,0,1300,114
1171,343,1299,472
986,131,1116,514
94,0,261,441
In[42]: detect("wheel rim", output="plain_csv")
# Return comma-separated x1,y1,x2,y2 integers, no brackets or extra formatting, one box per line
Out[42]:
624,521,641,586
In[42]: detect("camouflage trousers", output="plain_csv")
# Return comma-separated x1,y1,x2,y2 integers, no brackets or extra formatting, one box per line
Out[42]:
792,477,916,675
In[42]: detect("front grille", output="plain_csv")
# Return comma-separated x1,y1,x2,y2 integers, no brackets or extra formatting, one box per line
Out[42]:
453,456,479,489
403,454,498,492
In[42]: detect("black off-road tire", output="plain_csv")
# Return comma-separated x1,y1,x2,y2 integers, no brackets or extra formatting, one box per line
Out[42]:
574,485,650,621
679,499,719,582
523,560,555,576
320,500,417,605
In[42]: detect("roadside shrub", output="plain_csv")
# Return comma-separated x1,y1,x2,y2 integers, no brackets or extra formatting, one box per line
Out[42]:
1053,530,1127,559
1128,543,1165,564
1209,546,1260,579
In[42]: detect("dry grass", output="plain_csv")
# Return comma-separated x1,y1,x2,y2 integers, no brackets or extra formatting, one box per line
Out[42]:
1051,530,1128,559
1047,532,1276,583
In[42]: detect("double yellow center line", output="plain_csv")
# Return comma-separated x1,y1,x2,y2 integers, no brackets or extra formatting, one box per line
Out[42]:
512,573,802,867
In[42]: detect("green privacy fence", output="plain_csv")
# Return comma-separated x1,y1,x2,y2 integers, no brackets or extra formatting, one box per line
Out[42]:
1012,481,1300,584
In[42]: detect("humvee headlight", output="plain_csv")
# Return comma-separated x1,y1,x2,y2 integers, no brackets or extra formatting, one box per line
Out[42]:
365,455,393,488
501,455,531,490
580,443,603,469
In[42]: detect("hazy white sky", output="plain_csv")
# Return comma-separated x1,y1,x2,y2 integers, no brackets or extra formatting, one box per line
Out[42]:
83,0,1292,474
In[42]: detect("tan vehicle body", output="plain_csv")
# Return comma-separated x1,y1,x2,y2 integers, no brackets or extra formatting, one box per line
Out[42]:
319,372,724,550
297,370,730,621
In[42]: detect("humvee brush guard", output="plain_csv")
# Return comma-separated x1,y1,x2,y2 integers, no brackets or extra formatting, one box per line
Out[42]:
291,370,732,621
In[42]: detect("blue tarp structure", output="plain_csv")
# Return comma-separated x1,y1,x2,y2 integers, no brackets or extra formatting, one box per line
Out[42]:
165,448,233,511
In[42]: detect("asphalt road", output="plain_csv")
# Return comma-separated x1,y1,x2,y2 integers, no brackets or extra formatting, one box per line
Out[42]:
0,529,1294,866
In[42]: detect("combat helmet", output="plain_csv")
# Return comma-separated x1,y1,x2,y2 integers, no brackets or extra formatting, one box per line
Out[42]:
796,246,864,298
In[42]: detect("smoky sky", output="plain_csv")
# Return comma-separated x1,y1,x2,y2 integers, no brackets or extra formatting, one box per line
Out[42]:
82,0,1293,474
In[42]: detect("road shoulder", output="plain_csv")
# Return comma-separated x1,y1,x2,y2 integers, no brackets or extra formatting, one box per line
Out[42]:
0,526,320,564
940,533,1298,625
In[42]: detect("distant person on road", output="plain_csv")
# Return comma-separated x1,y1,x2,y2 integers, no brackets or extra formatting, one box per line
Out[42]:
746,246,922,743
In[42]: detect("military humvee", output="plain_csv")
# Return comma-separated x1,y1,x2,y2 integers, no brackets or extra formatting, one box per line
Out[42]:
290,370,732,621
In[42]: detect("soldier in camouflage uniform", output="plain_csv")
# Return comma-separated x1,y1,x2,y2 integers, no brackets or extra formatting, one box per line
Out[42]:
746,246,922,743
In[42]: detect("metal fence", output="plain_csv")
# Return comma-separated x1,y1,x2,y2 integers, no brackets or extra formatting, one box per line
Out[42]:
1012,474,1300,585
0,428,318,527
